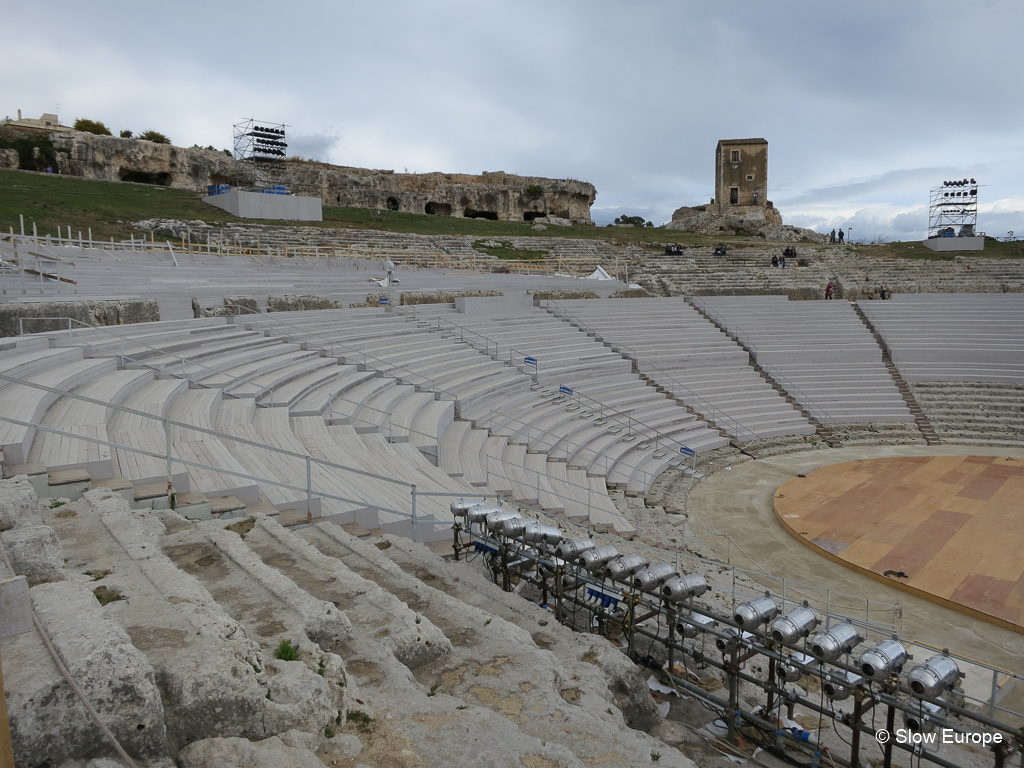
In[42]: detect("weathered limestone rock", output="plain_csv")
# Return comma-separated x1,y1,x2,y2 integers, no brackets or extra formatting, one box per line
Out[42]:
666,203,826,243
178,736,328,768
267,294,344,312
75,490,273,751
0,476,41,530
400,289,503,305
51,131,244,190
47,132,597,220
0,148,18,169
0,299,160,338
535,216,573,226
0,523,65,585
195,295,261,317
11,581,167,766
262,659,336,736
247,515,452,670
531,289,600,301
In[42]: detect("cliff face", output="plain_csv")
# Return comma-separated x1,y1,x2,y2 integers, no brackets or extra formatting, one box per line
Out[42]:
51,132,245,188
47,132,596,221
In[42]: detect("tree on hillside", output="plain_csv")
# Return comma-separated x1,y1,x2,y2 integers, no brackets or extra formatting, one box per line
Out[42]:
614,215,654,228
119,130,133,138
138,130,171,145
73,118,112,136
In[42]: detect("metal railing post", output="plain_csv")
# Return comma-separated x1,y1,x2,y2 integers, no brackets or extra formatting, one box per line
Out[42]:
306,455,312,511
411,485,418,543
164,418,172,491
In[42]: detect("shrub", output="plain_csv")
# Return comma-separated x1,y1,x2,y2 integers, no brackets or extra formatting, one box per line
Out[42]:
0,130,65,171
73,118,112,136
276,639,300,661
525,184,543,196
139,130,171,145
120,130,133,138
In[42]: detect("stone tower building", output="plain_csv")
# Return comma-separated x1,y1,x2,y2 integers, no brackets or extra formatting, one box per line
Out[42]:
715,138,768,209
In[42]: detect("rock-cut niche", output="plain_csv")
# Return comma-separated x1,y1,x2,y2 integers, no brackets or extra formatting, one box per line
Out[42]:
425,202,451,216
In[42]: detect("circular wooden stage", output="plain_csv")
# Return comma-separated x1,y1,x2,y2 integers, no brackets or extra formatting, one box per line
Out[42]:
774,455,1024,634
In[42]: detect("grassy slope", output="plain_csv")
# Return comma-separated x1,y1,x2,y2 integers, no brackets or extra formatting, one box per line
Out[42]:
1,169,1021,259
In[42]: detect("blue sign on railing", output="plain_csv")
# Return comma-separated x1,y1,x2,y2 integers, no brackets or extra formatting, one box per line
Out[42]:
679,446,696,457
379,298,390,305
524,356,537,366
559,385,573,396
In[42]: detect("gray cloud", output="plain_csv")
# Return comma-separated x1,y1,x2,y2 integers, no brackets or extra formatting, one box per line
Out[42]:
4,1,1023,241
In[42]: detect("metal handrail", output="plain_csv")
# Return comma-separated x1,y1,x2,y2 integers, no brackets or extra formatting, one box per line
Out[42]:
558,387,683,452
434,316,498,357
508,347,538,376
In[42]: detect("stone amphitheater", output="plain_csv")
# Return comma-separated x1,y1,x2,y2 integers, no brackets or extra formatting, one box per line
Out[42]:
0,229,1022,768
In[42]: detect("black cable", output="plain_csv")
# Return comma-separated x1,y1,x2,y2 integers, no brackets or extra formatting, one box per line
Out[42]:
828,700,853,748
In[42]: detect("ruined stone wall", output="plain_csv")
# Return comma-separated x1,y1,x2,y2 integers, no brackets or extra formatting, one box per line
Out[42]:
46,132,597,222
0,299,160,337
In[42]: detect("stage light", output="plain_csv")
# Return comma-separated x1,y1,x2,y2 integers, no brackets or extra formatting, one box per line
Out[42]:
770,607,818,644
467,503,503,524
662,573,709,602
777,652,814,682
903,701,946,734
579,545,620,572
810,623,862,662
521,521,561,545
632,563,677,591
554,538,594,559
823,671,863,701
716,627,753,653
676,612,716,638
500,517,530,536
605,553,648,582
908,655,961,699
859,640,909,681
450,498,485,517
733,597,779,628
485,510,518,532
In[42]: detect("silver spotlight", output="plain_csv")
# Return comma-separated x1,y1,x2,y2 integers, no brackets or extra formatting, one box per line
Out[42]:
500,517,530,536
734,597,779,628
859,640,909,682
776,652,814,683
662,573,709,602
467,503,503,524
716,627,752,653
554,538,594,560
810,623,862,662
632,563,677,591
579,545,620,572
676,612,717,639
450,497,486,517
605,553,648,582
522,521,562,545
823,671,863,701
903,701,946,734
770,607,818,645
908,655,961,699
485,510,518,532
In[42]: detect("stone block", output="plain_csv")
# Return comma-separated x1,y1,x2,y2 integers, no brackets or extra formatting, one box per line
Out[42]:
0,575,32,638
0,524,65,585
0,476,41,530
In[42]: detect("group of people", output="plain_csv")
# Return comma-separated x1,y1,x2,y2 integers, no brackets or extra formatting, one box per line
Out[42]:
713,244,729,256
664,244,684,255
829,228,845,244
770,249,794,270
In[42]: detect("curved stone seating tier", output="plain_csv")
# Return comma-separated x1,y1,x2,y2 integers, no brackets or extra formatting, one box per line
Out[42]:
858,294,1024,383
28,368,154,476
108,378,191,483
549,298,814,440
694,296,912,425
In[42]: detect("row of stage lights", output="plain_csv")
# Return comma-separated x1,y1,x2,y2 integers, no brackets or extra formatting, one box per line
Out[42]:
451,498,972,738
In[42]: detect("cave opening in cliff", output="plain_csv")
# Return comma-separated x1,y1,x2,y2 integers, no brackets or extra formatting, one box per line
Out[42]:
119,170,172,186
463,208,498,220
425,202,452,216
386,197,399,211
523,211,546,221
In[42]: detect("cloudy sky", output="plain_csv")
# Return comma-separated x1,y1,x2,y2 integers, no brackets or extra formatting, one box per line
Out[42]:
5,1,1023,240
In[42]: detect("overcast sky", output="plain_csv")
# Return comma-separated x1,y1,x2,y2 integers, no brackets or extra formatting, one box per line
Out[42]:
5,1,1023,241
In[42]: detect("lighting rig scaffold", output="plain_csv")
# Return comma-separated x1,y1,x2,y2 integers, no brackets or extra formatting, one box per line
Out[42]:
929,179,982,239
447,497,1024,768
233,118,288,190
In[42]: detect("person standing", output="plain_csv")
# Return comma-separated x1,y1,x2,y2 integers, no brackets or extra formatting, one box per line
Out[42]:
830,229,836,244
385,258,395,285
838,229,845,243
825,282,834,300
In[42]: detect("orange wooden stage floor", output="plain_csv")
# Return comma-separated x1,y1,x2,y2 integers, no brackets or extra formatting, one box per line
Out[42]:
774,455,1024,634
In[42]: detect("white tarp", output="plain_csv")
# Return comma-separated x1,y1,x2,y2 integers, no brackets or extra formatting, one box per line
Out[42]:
585,265,614,280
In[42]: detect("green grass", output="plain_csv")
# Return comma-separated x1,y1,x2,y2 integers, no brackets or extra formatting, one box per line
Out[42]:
0,168,738,248
472,239,548,260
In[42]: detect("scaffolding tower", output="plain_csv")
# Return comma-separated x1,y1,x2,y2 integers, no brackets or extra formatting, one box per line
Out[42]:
233,119,288,191
928,178,981,238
